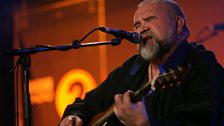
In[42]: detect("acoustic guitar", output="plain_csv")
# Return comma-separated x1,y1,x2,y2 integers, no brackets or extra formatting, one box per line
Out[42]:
89,64,192,126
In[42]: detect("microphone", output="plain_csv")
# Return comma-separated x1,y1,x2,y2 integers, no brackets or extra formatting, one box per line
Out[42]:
97,27,141,44
210,23,224,31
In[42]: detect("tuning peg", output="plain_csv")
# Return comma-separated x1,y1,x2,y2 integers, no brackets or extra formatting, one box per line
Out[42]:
161,72,170,81
168,69,178,79
157,79,162,84
177,66,183,71
173,75,178,80
169,69,174,73
169,83,174,87
165,76,170,81
177,81,181,85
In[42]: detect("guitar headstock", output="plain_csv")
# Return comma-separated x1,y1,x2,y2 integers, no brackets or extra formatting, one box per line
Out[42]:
151,64,192,91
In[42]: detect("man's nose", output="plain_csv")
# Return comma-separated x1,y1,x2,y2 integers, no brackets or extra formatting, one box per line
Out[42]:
139,25,150,35
139,25,150,37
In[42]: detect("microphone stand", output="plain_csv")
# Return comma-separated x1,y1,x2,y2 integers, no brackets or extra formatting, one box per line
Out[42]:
0,38,121,126
19,54,32,126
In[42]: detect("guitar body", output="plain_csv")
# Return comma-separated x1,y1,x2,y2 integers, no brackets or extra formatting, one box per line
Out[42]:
88,104,124,126
89,115,123,126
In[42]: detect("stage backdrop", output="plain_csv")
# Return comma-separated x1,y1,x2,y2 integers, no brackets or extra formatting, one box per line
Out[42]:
13,0,223,126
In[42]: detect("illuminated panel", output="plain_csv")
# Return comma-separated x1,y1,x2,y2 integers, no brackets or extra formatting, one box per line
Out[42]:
29,0,89,15
55,69,97,117
98,0,107,82
29,76,55,105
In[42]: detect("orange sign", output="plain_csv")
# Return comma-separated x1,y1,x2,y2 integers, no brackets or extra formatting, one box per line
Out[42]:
55,69,97,117
29,76,54,105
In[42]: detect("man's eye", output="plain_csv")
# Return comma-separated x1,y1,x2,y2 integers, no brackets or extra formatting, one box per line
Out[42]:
134,25,140,30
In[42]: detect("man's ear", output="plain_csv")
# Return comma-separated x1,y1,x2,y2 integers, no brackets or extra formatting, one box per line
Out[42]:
176,16,185,34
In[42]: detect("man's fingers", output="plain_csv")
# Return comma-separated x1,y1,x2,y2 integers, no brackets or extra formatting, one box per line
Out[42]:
75,117,83,126
113,91,149,126
60,116,83,126
114,94,123,104
113,106,127,125
123,90,134,104
60,116,73,126
114,94,124,118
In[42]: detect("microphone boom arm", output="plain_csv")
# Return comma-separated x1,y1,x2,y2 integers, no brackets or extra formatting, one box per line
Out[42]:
0,38,122,56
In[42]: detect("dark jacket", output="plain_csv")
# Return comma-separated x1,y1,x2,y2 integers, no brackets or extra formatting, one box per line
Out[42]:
62,41,224,126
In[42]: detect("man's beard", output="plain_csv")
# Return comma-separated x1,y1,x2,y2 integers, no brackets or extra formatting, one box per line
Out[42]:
139,38,172,62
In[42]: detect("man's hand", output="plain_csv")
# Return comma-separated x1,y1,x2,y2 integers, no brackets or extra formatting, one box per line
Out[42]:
59,116,83,126
114,90,149,126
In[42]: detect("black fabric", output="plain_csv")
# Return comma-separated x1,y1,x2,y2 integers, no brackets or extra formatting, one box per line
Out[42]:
61,41,224,126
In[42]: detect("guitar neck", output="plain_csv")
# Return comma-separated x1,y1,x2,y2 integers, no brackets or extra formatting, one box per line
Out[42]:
91,108,115,126
131,81,152,103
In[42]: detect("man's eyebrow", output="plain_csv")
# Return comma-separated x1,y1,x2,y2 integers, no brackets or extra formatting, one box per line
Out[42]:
133,15,156,27
144,15,156,20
